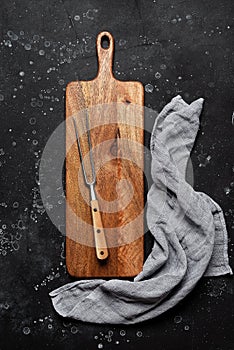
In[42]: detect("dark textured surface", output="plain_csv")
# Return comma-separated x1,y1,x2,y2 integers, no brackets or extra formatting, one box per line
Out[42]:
0,0,233,349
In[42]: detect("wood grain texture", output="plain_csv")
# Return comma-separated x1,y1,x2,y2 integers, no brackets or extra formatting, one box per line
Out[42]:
66,31,144,277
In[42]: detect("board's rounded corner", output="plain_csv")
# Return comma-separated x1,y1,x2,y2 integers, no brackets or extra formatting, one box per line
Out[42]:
129,80,144,91
66,81,78,91
135,80,144,90
65,259,78,278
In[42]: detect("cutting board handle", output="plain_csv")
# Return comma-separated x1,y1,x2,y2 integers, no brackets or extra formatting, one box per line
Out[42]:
96,31,114,80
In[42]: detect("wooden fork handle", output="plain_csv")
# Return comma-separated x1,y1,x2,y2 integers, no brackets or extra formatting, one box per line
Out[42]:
90,200,109,260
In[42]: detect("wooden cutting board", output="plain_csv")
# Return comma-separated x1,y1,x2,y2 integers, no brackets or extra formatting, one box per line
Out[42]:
66,31,144,278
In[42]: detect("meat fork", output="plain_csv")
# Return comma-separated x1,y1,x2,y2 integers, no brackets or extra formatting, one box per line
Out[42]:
72,115,109,260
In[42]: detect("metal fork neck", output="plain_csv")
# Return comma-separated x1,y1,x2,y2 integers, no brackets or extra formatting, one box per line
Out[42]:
89,183,97,201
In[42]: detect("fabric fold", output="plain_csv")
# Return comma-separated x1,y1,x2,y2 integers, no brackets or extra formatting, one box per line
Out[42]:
49,95,232,324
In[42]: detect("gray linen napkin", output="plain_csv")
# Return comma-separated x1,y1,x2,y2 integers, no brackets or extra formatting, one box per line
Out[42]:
49,95,232,324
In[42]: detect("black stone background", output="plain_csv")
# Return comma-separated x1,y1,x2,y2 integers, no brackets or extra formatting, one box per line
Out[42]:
0,0,233,349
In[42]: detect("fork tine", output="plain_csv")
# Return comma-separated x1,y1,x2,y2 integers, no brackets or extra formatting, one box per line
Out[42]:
85,110,96,182
72,115,96,186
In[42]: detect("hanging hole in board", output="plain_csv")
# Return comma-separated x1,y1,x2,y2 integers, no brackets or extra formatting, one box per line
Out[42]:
101,35,110,49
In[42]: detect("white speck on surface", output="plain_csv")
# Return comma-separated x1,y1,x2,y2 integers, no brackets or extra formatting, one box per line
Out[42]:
71,325,78,334
208,81,215,88
33,34,39,41
97,344,103,349
224,187,230,195
155,72,161,79
74,15,80,21
12,241,19,250
29,117,36,125
4,40,12,47
23,326,31,335
85,9,98,20
13,202,19,209
145,83,154,93
174,315,183,324
160,64,167,70
19,71,25,77
24,43,31,51
198,150,211,168
119,39,127,46
3,302,9,309
7,30,18,40
136,330,143,337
